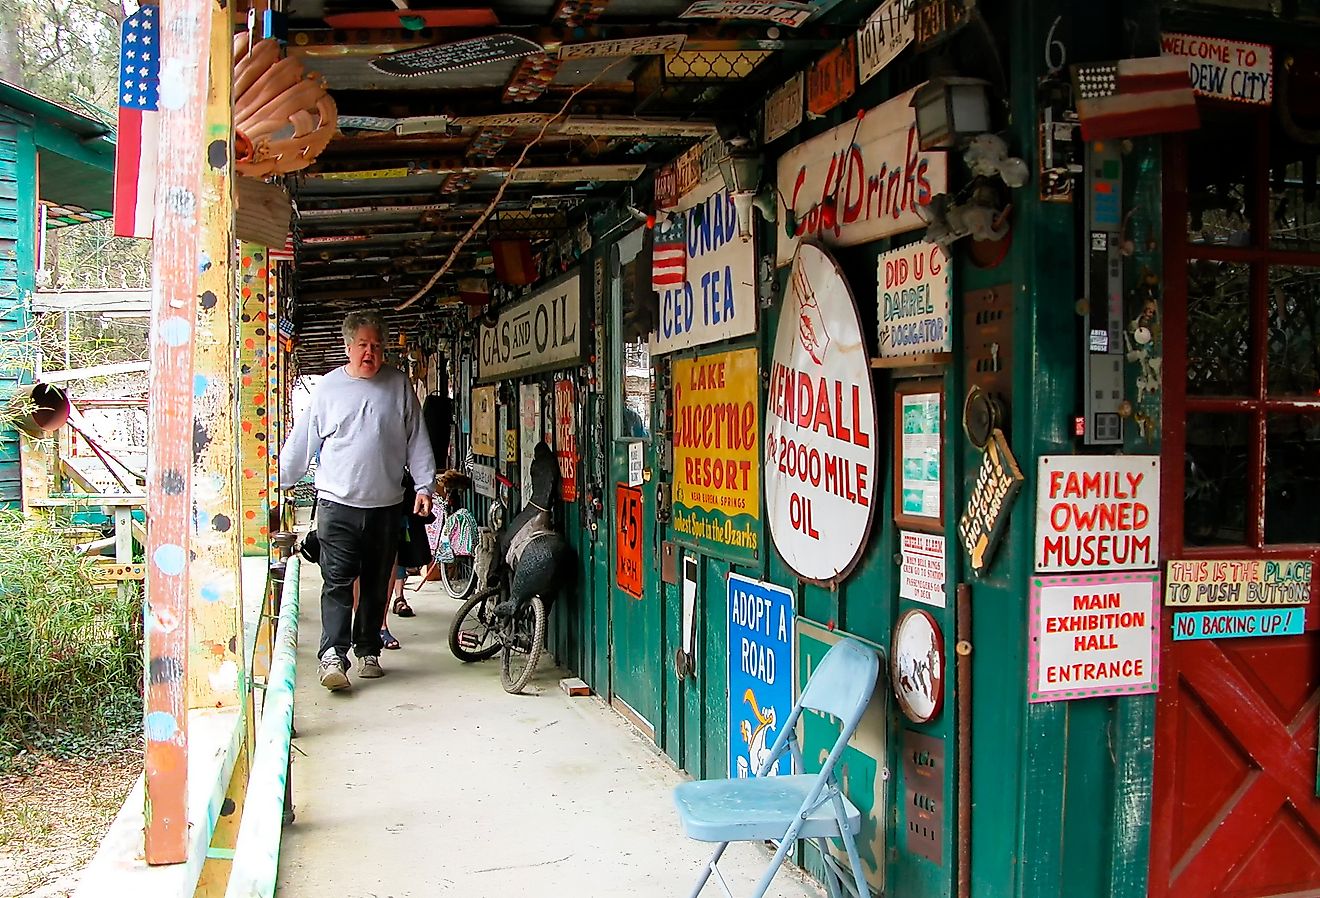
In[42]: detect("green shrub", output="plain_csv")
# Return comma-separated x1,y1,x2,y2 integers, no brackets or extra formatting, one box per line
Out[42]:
0,510,142,764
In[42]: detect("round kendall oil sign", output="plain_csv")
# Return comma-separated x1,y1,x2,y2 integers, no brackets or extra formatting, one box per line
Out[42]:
765,243,879,583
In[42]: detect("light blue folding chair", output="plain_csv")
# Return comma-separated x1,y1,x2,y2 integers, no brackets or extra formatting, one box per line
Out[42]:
673,637,880,898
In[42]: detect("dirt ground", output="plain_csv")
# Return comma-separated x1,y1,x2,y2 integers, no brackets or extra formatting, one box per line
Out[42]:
0,749,141,898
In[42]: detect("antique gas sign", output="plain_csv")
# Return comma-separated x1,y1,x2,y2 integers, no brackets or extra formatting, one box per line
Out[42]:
650,178,758,355
728,573,794,777
1035,456,1160,573
1028,571,1161,702
478,272,582,380
673,348,761,562
775,86,948,265
765,244,878,583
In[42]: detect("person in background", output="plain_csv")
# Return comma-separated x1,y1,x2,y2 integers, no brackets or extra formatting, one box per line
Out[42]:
279,310,436,691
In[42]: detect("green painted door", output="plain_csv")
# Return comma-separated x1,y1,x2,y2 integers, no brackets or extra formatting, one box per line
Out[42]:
606,228,662,737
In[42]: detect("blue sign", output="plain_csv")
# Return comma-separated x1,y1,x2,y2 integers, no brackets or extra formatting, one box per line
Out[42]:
1172,608,1305,641
728,573,795,778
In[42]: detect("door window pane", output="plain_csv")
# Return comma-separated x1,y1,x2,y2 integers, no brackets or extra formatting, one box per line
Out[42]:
1269,155,1320,250
1187,260,1253,396
619,256,651,439
1265,414,1320,543
1267,266,1320,395
1185,413,1250,547
1186,119,1254,246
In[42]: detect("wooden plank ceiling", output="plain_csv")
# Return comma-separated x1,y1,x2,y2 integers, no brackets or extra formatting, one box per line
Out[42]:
281,0,848,371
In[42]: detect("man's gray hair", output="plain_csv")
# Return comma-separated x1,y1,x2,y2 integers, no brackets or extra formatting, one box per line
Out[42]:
342,310,387,344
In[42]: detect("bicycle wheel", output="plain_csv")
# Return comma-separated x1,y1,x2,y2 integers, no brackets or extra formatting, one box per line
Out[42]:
500,595,546,694
448,586,502,662
440,553,477,600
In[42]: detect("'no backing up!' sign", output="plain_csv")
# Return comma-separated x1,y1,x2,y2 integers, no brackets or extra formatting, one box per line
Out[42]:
764,244,879,583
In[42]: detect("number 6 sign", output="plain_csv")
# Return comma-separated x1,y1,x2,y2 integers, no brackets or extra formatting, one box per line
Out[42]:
616,484,644,598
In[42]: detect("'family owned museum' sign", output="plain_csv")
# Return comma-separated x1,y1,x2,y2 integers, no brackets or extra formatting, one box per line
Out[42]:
673,348,761,562
1028,571,1160,702
775,85,948,265
1035,456,1160,573
765,244,878,583
478,272,582,380
651,178,758,355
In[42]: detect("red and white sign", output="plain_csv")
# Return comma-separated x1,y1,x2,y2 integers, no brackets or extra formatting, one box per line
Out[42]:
775,85,948,265
765,244,878,583
900,531,945,608
877,242,951,360
1035,456,1160,573
555,381,579,502
1161,32,1273,105
1028,571,1161,702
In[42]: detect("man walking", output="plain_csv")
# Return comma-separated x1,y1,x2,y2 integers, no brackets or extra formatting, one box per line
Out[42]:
280,310,436,690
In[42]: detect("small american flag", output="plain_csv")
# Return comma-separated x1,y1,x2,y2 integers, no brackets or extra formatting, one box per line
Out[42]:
113,5,160,239
651,212,686,292
267,232,295,261
1071,56,1200,141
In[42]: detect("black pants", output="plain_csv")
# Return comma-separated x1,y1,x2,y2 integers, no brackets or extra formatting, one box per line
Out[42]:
316,498,400,662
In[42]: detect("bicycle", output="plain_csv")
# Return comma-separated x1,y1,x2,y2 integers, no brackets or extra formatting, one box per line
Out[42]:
428,474,479,600
447,472,547,694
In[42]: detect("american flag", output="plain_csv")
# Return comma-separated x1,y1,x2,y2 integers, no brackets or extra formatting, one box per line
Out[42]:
113,5,160,239
267,232,296,261
1071,56,1199,142
651,212,686,292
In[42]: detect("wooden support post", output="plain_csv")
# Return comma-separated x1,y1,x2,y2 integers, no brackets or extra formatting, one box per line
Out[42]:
114,504,133,611
188,0,245,715
265,266,281,557
18,431,51,513
237,244,270,556
144,0,212,865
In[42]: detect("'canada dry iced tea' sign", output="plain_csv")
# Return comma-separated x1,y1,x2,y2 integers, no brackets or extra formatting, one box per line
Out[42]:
765,244,878,582
1034,456,1160,573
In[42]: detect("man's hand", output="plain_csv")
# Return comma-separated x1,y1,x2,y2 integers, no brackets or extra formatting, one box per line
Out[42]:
413,492,433,518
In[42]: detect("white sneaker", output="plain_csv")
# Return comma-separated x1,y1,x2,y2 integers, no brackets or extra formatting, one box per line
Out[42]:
357,655,384,678
319,651,349,691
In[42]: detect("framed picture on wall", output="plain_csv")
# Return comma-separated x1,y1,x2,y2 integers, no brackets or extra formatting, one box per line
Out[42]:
893,379,944,533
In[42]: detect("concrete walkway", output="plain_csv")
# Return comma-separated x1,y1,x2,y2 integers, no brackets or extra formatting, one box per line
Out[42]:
277,566,824,898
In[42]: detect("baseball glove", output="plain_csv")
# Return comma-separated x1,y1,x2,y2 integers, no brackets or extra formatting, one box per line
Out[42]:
233,32,338,178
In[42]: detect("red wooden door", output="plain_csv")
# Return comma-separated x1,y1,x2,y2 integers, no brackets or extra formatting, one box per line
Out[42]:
1151,107,1320,898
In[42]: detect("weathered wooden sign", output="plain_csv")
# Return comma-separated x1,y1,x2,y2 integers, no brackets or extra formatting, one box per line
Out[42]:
957,429,1023,577
807,38,857,117
764,73,804,145
775,85,947,265
857,0,915,84
1161,32,1273,105
1165,558,1312,606
1172,608,1305,641
1029,571,1161,702
1035,456,1160,573
478,272,582,380
370,34,543,77
559,34,686,59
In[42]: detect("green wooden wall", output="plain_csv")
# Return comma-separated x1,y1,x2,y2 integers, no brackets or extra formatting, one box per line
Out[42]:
0,120,36,509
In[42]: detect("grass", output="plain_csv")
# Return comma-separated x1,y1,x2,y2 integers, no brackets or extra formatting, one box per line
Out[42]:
0,510,142,769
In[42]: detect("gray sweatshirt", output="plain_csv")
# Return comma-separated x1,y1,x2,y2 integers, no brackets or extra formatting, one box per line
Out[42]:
279,365,436,508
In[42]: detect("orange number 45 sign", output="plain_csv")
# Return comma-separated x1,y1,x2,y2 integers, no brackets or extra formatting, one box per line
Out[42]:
616,484,644,598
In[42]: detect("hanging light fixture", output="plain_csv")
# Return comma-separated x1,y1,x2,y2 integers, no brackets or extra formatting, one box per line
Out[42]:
718,150,766,241
911,76,993,150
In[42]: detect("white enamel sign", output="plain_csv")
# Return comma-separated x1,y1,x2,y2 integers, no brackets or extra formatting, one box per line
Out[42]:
471,463,496,499
877,242,951,359
651,177,758,355
900,531,946,608
1035,456,1161,573
857,0,914,84
765,244,879,582
764,73,804,145
775,85,948,265
1161,32,1273,105
478,272,582,380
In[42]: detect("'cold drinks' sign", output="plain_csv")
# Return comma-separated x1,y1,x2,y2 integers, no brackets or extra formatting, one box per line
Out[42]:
765,244,878,582
1035,456,1160,573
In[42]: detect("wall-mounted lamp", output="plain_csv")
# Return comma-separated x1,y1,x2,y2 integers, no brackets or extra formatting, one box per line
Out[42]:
911,76,993,151
718,150,776,241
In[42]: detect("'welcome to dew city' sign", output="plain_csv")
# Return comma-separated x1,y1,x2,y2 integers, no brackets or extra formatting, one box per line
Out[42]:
651,177,758,355
672,347,761,562
775,85,948,265
765,244,878,583
1034,456,1160,573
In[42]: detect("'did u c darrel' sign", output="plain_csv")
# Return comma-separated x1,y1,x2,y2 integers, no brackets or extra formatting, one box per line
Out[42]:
478,272,583,381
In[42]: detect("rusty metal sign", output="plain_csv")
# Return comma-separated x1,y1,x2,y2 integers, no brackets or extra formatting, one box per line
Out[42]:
912,0,972,50
764,72,804,144
656,164,679,209
807,38,858,117
675,142,703,198
901,729,945,864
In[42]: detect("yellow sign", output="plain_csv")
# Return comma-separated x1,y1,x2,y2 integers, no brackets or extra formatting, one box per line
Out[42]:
672,347,761,560
471,385,497,456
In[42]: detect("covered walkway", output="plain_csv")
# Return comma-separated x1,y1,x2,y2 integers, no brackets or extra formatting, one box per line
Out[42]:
277,565,823,898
